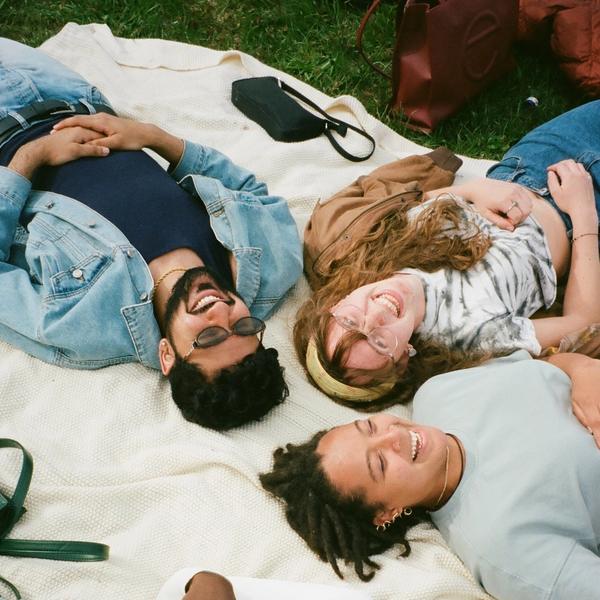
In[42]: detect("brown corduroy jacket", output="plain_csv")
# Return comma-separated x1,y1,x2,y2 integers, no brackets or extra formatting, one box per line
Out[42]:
304,147,462,289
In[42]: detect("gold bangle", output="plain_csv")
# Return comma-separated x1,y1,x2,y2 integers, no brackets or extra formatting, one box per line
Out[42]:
572,232,599,243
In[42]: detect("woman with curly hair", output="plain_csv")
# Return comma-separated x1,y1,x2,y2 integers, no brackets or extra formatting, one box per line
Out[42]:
260,351,600,600
296,101,600,409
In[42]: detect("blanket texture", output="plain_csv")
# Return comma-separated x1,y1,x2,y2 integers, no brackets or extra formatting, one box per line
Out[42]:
0,23,494,600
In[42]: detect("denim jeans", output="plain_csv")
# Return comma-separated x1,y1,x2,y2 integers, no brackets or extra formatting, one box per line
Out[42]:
487,100,600,236
0,38,109,140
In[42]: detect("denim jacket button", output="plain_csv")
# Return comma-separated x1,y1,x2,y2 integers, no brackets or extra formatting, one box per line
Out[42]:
45,201,55,209
72,268,84,279
140,292,149,301
88,222,97,228
127,248,134,258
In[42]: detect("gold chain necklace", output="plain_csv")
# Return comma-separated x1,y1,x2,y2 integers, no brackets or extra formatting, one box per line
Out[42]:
151,267,188,295
433,444,450,510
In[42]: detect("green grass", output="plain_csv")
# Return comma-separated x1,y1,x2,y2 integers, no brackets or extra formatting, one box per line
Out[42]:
2,0,586,158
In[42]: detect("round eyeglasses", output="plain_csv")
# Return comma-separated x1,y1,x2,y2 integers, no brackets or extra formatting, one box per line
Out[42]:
183,316,265,359
330,304,398,359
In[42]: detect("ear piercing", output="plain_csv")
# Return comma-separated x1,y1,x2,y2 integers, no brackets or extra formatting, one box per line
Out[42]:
376,508,412,532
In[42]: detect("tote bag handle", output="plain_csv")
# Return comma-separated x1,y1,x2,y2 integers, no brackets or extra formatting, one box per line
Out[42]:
0,439,109,599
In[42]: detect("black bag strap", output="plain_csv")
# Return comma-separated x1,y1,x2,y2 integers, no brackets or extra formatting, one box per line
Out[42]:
356,0,408,80
278,79,376,162
0,439,109,598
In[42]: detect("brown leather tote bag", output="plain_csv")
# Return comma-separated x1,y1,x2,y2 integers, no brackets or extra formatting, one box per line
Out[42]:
357,0,519,132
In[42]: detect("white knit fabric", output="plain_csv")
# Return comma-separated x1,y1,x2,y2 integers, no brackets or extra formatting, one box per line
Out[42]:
0,23,493,600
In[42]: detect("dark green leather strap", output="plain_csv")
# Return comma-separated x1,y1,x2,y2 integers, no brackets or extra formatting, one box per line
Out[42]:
0,438,110,563
0,440,32,540
0,574,21,600
0,538,108,561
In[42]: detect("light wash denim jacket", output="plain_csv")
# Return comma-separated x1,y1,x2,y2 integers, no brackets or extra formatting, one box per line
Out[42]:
0,142,302,370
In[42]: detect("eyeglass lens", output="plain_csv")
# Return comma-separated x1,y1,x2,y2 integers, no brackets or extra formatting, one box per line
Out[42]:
332,305,396,356
195,317,265,349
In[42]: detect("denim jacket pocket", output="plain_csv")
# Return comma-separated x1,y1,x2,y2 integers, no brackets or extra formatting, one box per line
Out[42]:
49,253,112,299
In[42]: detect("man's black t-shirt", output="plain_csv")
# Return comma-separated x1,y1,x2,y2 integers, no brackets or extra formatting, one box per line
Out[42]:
0,120,233,286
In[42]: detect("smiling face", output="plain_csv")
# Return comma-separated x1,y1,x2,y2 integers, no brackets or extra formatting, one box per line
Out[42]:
317,414,449,519
326,274,425,375
159,267,260,379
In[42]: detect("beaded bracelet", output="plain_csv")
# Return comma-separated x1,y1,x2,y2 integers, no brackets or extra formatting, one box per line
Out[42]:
572,232,599,243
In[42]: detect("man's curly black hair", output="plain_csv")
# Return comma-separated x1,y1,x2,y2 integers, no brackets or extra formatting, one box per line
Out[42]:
168,345,288,430
260,431,428,581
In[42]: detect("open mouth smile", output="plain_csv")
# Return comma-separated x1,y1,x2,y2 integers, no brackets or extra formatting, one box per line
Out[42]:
188,286,229,314
373,291,403,317
409,430,423,461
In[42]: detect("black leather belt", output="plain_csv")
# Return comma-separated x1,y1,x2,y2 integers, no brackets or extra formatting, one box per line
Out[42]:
0,99,116,146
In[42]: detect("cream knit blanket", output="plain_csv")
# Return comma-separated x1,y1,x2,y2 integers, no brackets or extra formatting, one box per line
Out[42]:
0,23,493,600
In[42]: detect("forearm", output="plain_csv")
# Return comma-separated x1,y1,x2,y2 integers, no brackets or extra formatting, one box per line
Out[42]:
423,183,465,200
562,211,600,324
144,123,184,166
7,139,45,180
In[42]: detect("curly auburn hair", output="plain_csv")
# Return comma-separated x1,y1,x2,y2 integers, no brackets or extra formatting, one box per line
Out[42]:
168,346,288,430
260,431,428,581
295,196,494,409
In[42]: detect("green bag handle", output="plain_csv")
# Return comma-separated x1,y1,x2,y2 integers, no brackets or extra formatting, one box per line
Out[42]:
0,439,32,540
0,438,109,598
0,574,21,600
0,538,109,561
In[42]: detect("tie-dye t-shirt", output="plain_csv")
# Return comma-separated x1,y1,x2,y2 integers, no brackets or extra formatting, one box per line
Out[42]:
402,197,556,355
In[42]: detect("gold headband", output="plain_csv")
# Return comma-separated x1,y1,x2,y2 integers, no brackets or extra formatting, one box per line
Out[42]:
305,338,395,403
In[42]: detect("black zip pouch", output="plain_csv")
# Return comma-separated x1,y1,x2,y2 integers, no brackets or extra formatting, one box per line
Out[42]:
231,76,375,162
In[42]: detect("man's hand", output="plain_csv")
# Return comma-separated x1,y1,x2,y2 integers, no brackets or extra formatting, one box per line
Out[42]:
546,353,600,447
53,113,153,151
53,113,184,165
8,127,108,180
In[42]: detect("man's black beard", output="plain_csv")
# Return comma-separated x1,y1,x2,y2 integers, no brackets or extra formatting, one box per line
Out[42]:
163,265,240,335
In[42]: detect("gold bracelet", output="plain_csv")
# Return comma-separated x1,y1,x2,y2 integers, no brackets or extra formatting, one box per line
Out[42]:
572,232,599,243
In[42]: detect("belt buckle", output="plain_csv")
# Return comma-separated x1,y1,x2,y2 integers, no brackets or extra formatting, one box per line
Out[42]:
45,100,75,116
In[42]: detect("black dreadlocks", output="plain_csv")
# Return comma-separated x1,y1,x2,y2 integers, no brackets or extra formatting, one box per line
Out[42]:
260,430,428,581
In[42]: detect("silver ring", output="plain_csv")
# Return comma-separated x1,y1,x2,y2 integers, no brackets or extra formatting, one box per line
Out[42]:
587,426,594,435
507,199,520,213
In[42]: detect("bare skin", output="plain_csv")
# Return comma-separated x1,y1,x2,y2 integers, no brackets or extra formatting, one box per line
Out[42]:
545,352,600,447
428,164,600,349
318,413,464,524
328,163,600,377
183,571,236,600
317,352,600,536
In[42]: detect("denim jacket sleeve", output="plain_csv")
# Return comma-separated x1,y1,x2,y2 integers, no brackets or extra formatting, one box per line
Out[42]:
0,167,62,362
0,166,161,369
170,142,302,319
